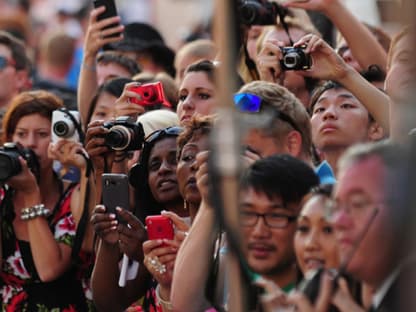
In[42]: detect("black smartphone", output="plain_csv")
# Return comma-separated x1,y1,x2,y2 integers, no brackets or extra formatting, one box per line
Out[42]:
102,173,129,222
93,0,121,38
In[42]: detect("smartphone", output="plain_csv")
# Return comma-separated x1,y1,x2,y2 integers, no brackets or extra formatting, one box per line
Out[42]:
145,215,174,241
93,0,121,38
102,173,129,222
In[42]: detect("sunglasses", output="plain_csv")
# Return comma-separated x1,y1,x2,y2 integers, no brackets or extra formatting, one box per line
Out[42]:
233,93,301,133
0,56,15,71
145,126,183,144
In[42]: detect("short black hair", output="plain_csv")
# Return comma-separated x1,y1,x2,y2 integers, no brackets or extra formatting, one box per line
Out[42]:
240,154,319,206
97,51,141,76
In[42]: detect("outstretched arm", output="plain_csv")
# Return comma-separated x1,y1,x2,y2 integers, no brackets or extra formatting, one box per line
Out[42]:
295,34,390,134
285,0,387,71
78,6,124,126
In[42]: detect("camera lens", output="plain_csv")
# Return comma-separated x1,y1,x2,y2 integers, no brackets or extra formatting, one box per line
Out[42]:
53,121,72,138
283,53,300,69
240,4,258,25
105,125,132,151
0,152,19,181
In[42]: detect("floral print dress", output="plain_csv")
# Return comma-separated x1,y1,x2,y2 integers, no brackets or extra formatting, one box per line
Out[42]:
0,184,88,311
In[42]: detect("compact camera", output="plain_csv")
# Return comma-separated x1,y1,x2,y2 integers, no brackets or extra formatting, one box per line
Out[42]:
128,82,171,109
103,116,145,151
280,45,312,71
51,109,81,143
238,0,288,26
0,142,40,182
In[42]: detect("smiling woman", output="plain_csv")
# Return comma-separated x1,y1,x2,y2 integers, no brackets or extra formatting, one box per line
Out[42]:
294,184,339,276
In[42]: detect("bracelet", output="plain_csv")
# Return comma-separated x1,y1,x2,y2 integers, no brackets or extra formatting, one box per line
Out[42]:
155,284,173,311
82,62,97,72
21,204,51,221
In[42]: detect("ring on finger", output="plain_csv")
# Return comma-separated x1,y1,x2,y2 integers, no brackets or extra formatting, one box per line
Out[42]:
146,256,166,274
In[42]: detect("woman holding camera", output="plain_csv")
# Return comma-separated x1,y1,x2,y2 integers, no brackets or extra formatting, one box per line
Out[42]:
0,90,88,311
91,124,187,312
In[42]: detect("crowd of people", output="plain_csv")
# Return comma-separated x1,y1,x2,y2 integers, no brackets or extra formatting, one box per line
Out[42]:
0,0,414,311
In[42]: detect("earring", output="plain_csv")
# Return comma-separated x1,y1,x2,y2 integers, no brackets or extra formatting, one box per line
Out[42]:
184,199,189,210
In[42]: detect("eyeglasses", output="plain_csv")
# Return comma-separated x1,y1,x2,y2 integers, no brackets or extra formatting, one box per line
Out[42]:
233,93,301,133
0,56,15,71
326,196,381,220
240,211,297,229
145,126,183,144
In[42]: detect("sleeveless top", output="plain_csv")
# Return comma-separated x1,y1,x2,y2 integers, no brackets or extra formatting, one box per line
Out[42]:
0,182,89,311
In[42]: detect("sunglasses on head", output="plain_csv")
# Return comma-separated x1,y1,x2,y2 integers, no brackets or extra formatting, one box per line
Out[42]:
0,56,15,71
145,126,183,144
233,93,301,133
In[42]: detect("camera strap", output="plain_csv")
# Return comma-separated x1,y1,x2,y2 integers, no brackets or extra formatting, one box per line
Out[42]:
277,7,294,46
57,107,85,144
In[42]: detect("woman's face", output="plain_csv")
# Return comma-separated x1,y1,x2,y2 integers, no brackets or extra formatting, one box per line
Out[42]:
176,134,209,206
262,26,310,107
246,25,263,60
176,71,216,125
310,87,373,151
89,92,117,123
147,137,181,204
294,195,340,275
12,113,52,170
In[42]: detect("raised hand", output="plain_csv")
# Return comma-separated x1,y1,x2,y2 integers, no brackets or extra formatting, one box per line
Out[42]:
90,204,119,245
114,82,146,119
48,140,87,171
256,39,285,84
294,34,349,81
116,208,147,261
83,6,124,60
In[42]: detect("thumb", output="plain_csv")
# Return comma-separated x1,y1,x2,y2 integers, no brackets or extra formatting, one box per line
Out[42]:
161,210,190,231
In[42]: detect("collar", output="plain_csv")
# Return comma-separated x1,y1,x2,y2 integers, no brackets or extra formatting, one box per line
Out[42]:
372,253,416,308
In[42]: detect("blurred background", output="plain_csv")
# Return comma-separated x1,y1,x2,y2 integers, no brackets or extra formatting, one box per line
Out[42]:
0,0,405,51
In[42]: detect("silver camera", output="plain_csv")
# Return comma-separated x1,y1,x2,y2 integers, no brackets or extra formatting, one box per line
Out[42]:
51,110,81,143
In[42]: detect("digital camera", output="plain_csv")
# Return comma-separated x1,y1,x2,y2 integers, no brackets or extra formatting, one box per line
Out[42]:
238,0,288,26
51,109,81,143
128,82,171,109
103,116,145,151
0,142,40,182
280,45,312,70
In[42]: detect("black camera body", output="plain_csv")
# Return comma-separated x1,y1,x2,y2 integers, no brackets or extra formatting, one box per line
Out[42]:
103,116,145,151
280,45,312,71
0,142,40,182
238,0,287,26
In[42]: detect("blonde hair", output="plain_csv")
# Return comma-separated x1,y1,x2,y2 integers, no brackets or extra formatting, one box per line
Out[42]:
137,109,179,137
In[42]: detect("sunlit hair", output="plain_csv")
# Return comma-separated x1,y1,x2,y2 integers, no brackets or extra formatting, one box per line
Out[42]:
177,114,215,159
387,25,412,70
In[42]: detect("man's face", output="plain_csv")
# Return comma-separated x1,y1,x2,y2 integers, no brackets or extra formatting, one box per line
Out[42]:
0,44,22,107
333,156,395,286
243,128,286,158
96,62,132,86
310,87,373,150
240,188,299,278
385,33,415,104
